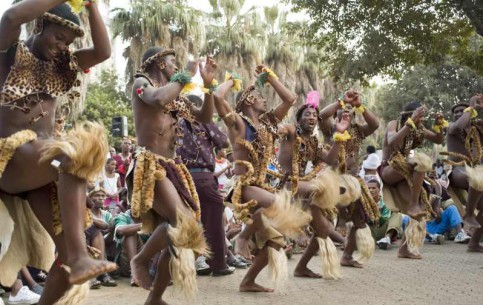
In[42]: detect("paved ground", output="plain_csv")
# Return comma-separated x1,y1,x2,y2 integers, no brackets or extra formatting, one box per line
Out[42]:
2,242,482,305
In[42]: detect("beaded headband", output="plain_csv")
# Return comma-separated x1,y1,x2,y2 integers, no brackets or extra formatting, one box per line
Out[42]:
34,12,84,37
235,85,257,112
139,49,176,72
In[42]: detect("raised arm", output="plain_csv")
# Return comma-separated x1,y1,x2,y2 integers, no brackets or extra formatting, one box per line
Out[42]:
74,2,111,70
133,77,182,108
213,79,244,135
190,56,217,123
318,101,340,137
256,65,297,121
387,105,426,148
319,112,350,164
424,113,444,144
448,95,482,135
0,0,67,51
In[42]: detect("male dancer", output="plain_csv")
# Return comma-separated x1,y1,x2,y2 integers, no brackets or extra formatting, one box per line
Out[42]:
0,1,115,304
319,89,380,268
127,48,215,304
444,95,482,251
276,102,349,279
214,66,311,292
379,102,444,259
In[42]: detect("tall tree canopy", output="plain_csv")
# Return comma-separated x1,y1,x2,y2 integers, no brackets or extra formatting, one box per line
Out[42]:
290,0,483,82
375,62,483,123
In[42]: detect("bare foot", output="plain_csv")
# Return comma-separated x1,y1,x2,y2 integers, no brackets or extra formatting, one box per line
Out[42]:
467,244,483,253
398,248,422,259
240,282,274,292
64,257,117,285
463,215,481,230
130,255,154,290
294,267,322,278
340,257,363,268
407,204,426,221
235,236,253,260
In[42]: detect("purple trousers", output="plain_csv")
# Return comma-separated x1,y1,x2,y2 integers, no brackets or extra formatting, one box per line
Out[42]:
191,172,227,271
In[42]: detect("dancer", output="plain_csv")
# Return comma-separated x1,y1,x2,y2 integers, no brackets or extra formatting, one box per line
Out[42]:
214,67,311,292
319,89,380,268
0,1,115,304
379,102,444,259
275,99,349,279
127,48,215,303
443,95,482,252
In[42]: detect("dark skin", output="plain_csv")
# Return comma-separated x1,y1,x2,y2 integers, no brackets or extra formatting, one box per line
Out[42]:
277,107,350,278
319,89,380,175
381,106,444,220
214,65,297,292
130,55,216,305
88,192,111,263
447,95,483,231
380,105,443,259
0,0,114,299
319,90,379,267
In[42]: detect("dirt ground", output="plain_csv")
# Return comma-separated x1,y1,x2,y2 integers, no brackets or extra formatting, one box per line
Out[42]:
2,241,482,305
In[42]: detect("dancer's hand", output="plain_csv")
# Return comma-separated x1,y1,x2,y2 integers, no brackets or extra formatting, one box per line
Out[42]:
186,58,200,77
343,89,360,106
255,64,267,76
411,105,426,124
335,112,351,133
200,55,217,87
469,94,483,109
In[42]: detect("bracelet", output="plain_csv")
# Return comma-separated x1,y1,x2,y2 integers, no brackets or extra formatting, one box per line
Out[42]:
333,130,351,142
464,107,478,119
256,67,278,88
170,71,194,94
354,105,364,115
432,119,449,133
221,111,235,120
405,117,416,130
225,72,242,92
201,79,219,94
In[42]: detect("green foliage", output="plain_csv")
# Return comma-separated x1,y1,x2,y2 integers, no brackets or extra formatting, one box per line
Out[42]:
78,70,134,144
290,0,482,82
375,62,483,123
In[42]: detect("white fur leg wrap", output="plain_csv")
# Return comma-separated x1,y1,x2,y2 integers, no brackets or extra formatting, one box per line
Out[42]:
310,169,340,210
404,218,426,255
0,199,14,261
169,247,197,299
53,282,89,305
338,174,362,207
354,226,375,264
316,237,341,279
409,152,433,173
267,246,288,288
466,165,483,192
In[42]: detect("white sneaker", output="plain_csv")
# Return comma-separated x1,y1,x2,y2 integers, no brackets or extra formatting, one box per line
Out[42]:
8,286,40,305
454,231,471,244
428,234,445,245
376,236,391,250
195,255,211,275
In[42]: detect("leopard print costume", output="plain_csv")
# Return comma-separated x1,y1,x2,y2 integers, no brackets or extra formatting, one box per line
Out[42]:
0,42,82,124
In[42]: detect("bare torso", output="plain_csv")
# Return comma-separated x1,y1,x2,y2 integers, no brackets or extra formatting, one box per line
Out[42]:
131,92,177,158
447,123,481,162
381,120,397,161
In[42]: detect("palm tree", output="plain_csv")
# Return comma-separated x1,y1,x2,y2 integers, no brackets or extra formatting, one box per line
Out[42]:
111,0,205,90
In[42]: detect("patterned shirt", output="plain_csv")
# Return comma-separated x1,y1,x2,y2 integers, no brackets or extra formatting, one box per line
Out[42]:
176,120,229,171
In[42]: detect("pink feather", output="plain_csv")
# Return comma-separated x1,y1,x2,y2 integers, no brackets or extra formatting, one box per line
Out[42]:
306,91,320,108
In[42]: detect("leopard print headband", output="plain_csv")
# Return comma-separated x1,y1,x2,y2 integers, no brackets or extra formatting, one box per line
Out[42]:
138,49,176,73
34,12,84,37
235,85,257,112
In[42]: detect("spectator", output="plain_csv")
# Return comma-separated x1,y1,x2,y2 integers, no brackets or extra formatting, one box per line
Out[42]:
426,198,471,244
214,147,233,190
101,158,121,210
4,273,40,304
361,153,381,184
86,187,117,288
367,179,403,250
113,209,147,285
113,138,133,187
